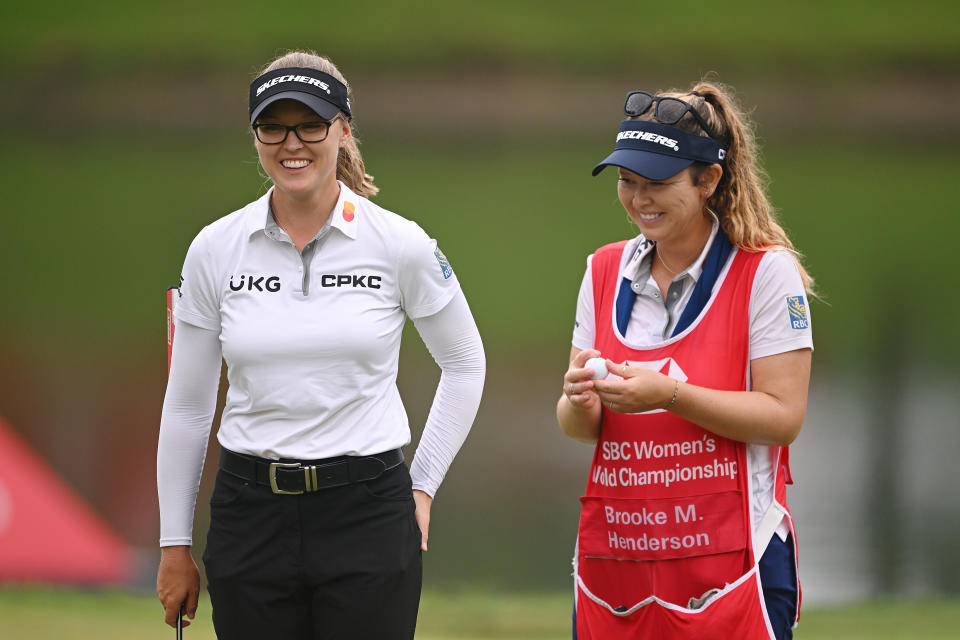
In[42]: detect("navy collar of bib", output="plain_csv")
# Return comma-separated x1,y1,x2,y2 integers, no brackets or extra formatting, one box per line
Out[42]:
616,230,734,338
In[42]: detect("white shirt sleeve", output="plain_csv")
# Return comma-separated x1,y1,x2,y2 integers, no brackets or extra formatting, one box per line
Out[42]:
408,290,485,497
157,320,223,546
749,250,814,361
174,229,221,332
571,254,596,350
398,223,461,319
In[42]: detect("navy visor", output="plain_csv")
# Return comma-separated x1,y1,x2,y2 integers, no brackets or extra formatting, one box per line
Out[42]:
593,121,726,180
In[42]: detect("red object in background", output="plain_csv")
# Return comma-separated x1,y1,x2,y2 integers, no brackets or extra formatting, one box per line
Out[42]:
0,416,130,584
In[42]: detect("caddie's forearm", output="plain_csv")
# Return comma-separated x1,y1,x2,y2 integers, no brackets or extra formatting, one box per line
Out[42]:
668,385,805,447
557,395,602,443
667,349,811,446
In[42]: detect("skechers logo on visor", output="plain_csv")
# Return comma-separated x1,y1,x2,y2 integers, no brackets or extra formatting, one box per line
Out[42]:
617,130,679,151
613,121,726,163
249,67,351,117
256,74,330,96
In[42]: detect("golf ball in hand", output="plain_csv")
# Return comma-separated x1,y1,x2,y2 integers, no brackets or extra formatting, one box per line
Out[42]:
585,357,608,380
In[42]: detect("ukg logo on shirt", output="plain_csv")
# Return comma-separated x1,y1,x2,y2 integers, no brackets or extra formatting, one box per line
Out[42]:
229,274,281,292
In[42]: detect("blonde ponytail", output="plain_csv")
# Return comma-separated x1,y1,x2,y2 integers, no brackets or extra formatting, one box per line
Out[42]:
336,135,379,198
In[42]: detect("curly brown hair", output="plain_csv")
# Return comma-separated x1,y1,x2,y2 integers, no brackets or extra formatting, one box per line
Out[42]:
629,80,814,294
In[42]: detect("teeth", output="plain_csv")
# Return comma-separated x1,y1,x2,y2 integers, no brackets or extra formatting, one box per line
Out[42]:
638,213,662,220
282,159,310,169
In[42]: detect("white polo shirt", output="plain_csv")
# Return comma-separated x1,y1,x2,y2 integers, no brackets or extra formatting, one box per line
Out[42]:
175,182,460,460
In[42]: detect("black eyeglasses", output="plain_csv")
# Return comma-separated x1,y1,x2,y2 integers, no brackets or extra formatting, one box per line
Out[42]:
252,117,339,144
624,91,721,141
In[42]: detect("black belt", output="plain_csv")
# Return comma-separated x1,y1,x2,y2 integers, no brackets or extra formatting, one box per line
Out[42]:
219,448,404,495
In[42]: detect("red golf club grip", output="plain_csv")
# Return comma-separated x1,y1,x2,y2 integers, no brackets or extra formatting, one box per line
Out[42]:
166,287,178,375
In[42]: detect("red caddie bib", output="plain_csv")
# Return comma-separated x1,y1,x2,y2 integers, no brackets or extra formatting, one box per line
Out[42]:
574,240,797,639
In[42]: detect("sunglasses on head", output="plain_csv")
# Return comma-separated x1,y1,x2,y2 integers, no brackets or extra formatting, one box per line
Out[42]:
624,91,721,141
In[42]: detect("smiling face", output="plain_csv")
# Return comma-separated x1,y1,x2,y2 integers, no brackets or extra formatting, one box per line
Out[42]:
253,99,350,202
616,166,719,247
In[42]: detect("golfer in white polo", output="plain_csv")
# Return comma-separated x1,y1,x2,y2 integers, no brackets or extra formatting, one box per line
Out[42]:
156,49,485,639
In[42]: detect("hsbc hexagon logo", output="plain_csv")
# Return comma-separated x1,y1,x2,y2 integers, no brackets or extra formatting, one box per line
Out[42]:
617,357,688,415
626,357,688,382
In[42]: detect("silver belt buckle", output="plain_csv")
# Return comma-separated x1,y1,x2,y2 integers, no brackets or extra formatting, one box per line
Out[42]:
269,462,304,494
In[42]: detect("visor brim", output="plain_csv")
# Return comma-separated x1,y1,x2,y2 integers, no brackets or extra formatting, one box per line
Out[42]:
250,91,342,124
592,149,695,181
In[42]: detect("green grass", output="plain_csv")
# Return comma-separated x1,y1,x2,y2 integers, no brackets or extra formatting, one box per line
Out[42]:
0,587,957,639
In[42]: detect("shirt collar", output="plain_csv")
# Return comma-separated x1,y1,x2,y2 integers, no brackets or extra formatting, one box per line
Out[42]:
244,181,360,240
622,213,720,283
245,189,273,237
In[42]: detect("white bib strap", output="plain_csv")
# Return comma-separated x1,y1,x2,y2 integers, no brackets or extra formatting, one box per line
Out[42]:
753,503,784,562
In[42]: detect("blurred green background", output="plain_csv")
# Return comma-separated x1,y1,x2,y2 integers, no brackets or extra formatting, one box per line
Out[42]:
1,0,959,632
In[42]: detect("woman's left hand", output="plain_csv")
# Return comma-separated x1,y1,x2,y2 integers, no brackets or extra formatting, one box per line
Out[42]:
593,359,676,414
413,489,432,552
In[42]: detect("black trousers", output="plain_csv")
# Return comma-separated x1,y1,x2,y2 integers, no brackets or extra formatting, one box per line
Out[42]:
202,460,422,640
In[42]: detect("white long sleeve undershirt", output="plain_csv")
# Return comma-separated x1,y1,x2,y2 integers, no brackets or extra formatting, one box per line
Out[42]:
157,290,484,547
409,292,485,497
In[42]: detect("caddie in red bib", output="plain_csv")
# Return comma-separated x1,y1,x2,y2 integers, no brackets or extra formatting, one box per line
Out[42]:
558,84,813,640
